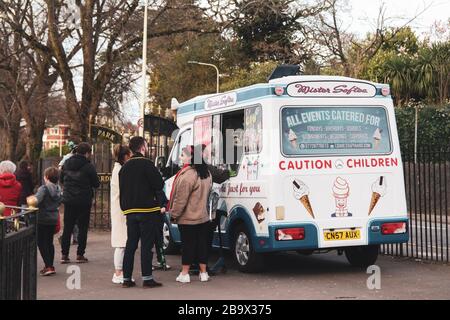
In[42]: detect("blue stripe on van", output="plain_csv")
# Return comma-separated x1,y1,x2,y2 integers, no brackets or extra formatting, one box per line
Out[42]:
223,206,319,252
178,86,275,115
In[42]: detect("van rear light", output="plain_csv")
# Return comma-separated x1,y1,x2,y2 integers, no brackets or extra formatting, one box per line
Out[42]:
274,86,284,96
381,222,406,235
275,228,305,241
381,87,390,96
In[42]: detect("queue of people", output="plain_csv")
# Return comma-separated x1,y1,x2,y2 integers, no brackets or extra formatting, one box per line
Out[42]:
109,137,229,288
1,136,229,288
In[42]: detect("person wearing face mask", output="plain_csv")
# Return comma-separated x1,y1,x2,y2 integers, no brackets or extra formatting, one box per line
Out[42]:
169,145,212,283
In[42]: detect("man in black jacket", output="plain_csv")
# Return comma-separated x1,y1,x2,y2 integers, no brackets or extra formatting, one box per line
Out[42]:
119,136,164,288
60,142,100,264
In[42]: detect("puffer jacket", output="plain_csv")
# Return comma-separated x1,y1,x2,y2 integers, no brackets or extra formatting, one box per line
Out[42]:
60,154,100,206
35,182,62,225
0,173,22,216
169,166,212,225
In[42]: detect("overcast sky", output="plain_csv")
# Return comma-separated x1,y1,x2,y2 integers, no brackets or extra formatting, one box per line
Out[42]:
347,0,449,38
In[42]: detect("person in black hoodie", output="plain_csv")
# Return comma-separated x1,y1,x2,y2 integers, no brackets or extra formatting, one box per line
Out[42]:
119,136,164,288
59,142,100,264
15,160,34,207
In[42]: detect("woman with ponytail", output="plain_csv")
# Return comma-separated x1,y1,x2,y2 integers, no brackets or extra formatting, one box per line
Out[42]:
169,145,212,283
110,144,131,284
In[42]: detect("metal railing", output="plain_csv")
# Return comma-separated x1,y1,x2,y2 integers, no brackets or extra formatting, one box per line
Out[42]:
0,206,38,300
382,148,450,263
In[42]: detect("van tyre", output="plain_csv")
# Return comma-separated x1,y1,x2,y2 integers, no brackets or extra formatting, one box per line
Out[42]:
162,221,180,255
232,224,264,273
344,245,379,268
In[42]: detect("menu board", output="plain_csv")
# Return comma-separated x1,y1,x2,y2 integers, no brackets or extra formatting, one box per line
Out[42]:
281,106,391,156
244,106,262,154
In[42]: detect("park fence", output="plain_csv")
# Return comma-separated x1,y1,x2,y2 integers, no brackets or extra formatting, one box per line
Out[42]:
381,148,450,263
0,206,38,300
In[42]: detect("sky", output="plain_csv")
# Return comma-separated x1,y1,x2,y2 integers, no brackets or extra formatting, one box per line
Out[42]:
123,0,450,123
347,0,449,38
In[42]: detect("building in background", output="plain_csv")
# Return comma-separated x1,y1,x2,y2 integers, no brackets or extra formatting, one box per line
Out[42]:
42,124,70,153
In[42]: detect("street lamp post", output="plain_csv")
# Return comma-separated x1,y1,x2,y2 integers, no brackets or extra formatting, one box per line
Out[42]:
139,0,149,136
188,61,219,93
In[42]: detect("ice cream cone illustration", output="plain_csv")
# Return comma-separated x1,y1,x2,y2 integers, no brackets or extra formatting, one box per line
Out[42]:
368,176,387,215
372,128,382,149
252,202,265,223
288,129,298,149
293,179,314,218
332,177,352,217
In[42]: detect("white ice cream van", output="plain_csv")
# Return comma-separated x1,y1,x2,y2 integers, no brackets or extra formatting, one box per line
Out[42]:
161,72,409,273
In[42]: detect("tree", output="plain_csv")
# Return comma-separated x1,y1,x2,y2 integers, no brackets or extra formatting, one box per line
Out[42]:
228,0,328,64
1,0,218,141
0,0,58,181
312,0,431,77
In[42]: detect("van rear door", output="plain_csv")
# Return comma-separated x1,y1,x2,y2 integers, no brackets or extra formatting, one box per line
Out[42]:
279,105,406,248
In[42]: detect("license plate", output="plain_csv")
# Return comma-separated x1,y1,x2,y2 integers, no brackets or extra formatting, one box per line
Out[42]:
324,229,361,241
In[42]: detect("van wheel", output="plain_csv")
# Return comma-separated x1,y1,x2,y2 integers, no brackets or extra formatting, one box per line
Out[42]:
344,245,379,268
232,224,264,273
162,221,180,255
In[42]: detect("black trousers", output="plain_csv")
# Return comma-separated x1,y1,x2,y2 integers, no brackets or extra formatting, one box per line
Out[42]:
38,224,56,268
61,203,91,256
179,222,210,266
123,213,160,281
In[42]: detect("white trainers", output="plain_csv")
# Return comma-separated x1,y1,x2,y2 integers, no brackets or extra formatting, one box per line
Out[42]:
199,272,210,282
112,273,123,284
176,272,191,283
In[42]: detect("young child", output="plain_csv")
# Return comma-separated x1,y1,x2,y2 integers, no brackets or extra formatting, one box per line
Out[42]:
153,190,171,271
28,167,62,276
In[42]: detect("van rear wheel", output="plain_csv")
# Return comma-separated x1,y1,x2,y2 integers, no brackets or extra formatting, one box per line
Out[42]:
233,224,264,273
162,221,180,255
344,245,379,268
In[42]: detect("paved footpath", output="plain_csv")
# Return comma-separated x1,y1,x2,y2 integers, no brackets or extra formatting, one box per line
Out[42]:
38,231,450,300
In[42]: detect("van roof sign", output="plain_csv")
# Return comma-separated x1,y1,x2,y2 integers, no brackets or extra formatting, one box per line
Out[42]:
286,81,377,98
205,92,237,111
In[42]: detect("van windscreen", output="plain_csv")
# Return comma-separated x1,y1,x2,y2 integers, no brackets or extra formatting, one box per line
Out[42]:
281,106,392,156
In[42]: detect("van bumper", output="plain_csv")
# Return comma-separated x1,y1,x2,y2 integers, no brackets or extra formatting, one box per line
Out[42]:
253,223,319,253
252,218,409,253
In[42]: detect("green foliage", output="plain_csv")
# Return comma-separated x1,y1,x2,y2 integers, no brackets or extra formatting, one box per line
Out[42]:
220,61,279,92
42,145,70,158
361,27,449,106
395,102,450,153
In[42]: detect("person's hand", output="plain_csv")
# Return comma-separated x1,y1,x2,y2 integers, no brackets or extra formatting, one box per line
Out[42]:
160,207,166,213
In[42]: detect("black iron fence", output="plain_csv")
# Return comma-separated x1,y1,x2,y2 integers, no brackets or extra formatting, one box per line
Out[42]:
382,148,450,263
0,206,38,300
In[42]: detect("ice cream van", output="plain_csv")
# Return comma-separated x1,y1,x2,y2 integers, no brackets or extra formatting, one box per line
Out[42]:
160,70,409,273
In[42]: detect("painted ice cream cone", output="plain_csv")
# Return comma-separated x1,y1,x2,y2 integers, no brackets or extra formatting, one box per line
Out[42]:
368,176,387,215
293,179,315,218
288,129,298,149
252,202,265,223
372,128,382,149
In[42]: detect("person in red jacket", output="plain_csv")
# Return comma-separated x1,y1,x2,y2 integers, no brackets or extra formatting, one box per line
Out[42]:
0,160,22,216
